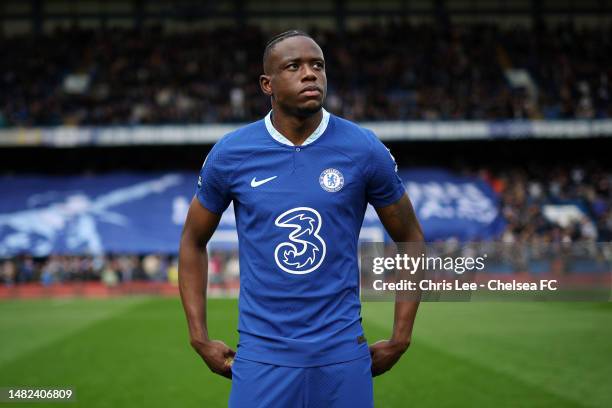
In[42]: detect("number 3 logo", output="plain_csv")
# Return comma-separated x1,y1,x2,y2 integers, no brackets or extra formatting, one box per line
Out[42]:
274,207,326,274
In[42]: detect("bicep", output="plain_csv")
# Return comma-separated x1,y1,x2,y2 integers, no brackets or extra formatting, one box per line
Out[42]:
181,196,223,248
375,193,423,243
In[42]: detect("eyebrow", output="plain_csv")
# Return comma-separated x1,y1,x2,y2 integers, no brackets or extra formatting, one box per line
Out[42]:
279,56,325,65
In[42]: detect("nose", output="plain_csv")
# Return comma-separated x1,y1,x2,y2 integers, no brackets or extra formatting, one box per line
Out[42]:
301,64,317,81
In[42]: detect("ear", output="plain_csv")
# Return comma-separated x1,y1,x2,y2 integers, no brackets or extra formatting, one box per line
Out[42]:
259,74,272,97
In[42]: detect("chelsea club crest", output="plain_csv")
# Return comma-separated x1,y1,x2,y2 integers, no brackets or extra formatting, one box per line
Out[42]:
319,168,344,192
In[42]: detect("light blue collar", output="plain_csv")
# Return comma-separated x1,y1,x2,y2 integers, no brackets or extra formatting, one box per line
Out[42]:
264,109,330,146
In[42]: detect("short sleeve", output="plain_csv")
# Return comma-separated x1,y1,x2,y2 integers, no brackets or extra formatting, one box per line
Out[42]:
365,132,405,208
195,141,232,215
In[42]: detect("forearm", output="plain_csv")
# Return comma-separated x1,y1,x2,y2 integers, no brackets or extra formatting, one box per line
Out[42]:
391,300,419,348
178,237,209,346
377,195,424,349
391,237,423,348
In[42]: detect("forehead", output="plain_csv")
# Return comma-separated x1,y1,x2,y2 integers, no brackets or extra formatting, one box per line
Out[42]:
270,36,324,62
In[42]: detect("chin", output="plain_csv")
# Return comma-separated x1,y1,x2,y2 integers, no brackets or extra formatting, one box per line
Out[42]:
295,101,323,117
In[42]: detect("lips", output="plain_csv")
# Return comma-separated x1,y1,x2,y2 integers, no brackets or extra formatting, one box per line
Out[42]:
300,86,322,96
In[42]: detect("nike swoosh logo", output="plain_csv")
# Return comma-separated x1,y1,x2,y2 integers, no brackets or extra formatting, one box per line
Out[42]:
250,176,277,188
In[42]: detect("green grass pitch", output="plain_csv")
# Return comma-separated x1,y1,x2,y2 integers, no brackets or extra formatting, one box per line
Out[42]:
1,298,611,407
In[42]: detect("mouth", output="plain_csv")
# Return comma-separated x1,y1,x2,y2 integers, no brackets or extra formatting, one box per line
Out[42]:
300,86,322,97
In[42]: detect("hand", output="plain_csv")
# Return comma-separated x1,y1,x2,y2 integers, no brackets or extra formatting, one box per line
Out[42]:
191,339,236,379
369,339,410,377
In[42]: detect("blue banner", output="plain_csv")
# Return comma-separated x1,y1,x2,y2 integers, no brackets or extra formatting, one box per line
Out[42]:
0,169,504,256
401,169,506,241
0,173,193,256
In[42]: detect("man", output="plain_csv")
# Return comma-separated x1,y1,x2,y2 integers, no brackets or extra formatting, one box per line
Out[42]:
179,30,423,407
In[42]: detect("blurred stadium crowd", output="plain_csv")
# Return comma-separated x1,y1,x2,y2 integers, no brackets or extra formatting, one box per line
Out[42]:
1,22,611,127
0,251,240,287
482,165,611,243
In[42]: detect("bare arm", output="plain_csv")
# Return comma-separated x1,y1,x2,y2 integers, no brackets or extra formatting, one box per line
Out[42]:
178,197,235,379
369,193,424,376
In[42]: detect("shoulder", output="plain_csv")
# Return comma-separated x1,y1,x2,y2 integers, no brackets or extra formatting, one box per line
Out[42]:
328,114,382,155
214,119,267,152
201,119,266,173
204,119,267,165
327,115,398,179
332,115,374,137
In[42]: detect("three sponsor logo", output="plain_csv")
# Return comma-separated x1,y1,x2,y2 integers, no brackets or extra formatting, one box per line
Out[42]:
251,168,345,275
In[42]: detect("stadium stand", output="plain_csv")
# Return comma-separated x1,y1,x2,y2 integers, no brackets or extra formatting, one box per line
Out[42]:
0,23,611,127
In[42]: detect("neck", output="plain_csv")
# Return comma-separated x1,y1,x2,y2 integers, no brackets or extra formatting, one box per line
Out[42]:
270,105,323,146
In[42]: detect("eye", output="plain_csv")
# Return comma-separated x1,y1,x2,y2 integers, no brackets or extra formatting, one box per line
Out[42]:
286,63,298,70
314,62,324,69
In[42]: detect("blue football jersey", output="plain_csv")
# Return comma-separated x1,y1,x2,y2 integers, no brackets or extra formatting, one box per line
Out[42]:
196,109,405,367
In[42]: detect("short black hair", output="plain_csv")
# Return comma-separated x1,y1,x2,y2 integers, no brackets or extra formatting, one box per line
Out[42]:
263,30,313,70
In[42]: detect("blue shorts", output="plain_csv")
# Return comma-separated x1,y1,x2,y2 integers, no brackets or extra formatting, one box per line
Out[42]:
229,355,373,408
